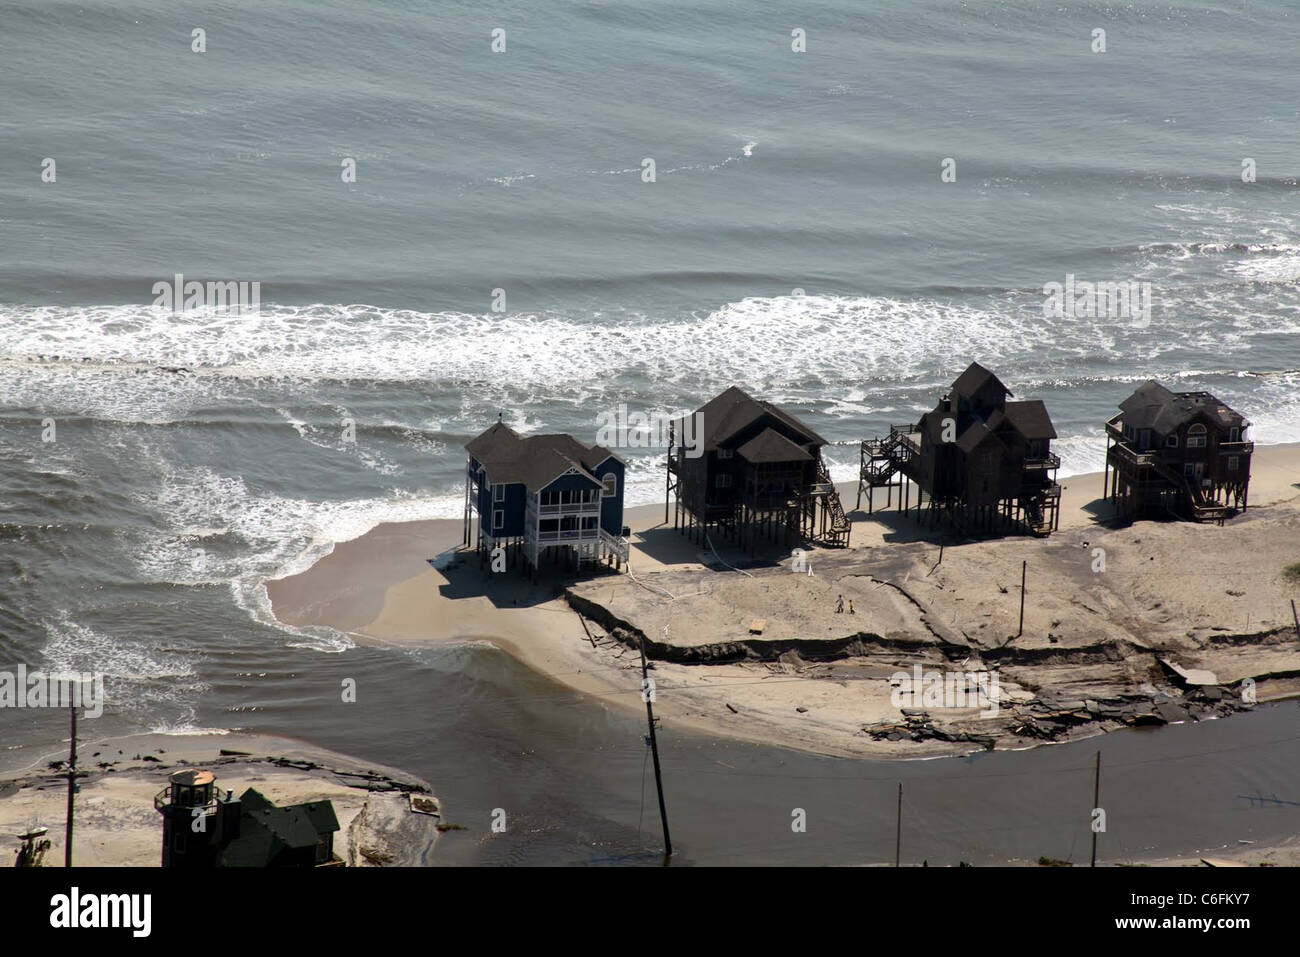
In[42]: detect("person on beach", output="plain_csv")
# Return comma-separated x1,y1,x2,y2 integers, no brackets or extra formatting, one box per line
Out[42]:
836,595,844,613
848,600,856,615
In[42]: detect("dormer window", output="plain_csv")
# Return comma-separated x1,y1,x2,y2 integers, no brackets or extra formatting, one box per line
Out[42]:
717,449,733,459
1187,424,1207,449
1165,434,1178,448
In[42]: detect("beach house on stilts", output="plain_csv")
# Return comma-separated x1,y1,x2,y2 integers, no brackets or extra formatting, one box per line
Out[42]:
858,362,1062,535
1104,381,1253,522
463,420,629,575
666,387,851,551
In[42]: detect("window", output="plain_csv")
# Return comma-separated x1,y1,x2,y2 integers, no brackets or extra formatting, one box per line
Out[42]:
1183,463,1196,478
602,473,617,497
1139,429,1151,450
1229,427,1240,443
493,509,504,530
1187,424,1207,449
493,483,505,503
716,473,732,489
582,516,598,530
717,449,733,459
1228,456,1239,471
1165,434,1178,448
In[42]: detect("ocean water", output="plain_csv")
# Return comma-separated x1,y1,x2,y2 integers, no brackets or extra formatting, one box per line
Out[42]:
1,1,1298,863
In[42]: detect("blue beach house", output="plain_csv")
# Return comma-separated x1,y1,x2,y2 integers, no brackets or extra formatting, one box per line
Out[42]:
463,420,628,574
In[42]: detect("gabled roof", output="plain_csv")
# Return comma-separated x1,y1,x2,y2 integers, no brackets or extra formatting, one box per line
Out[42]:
523,450,605,492
1120,381,1245,434
988,400,1057,440
683,386,826,452
951,362,1012,400
918,409,951,444
219,788,338,867
466,424,621,490
736,427,814,464
956,420,1001,455
466,421,520,461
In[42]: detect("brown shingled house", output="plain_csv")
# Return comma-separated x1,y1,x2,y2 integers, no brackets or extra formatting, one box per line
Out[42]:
859,362,1061,535
666,387,850,551
1104,381,1253,522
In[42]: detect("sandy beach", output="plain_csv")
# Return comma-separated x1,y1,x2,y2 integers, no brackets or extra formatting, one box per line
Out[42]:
0,732,443,867
265,442,1300,762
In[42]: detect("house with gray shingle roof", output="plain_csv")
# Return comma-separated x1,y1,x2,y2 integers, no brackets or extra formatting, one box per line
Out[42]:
1105,381,1253,521
464,419,628,573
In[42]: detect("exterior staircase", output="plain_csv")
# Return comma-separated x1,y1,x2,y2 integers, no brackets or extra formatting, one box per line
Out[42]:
1150,457,1229,522
812,455,851,547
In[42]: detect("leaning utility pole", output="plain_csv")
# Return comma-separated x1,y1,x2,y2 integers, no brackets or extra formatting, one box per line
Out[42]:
1090,750,1101,868
894,782,903,867
65,704,77,867
639,635,672,859
1017,560,1027,638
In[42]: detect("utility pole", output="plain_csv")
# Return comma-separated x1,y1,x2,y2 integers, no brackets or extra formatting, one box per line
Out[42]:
639,636,672,859
1017,560,1027,638
1291,599,1299,643
1090,750,1101,868
894,782,902,867
65,703,77,868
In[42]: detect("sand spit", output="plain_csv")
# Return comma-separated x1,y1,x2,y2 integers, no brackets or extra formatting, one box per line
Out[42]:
0,732,443,867
266,444,1300,759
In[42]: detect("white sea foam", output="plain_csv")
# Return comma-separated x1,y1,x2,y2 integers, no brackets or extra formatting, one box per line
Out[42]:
0,284,1291,401
40,615,207,727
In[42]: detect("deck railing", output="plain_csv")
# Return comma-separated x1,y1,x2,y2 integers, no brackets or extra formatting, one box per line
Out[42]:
536,502,601,515
1024,452,1061,470
1108,443,1155,467
534,528,601,543
154,788,221,815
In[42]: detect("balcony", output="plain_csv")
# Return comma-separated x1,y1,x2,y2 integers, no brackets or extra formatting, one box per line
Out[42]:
1024,452,1061,470
1218,441,1254,455
154,787,221,815
536,501,601,516
535,528,601,543
1108,443,1155,467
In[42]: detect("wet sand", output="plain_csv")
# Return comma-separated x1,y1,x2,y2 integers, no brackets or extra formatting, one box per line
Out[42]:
265,443,1300,759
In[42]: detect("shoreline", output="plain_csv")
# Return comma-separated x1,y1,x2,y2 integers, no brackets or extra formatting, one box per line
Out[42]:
264,441,1300,761
0,731,444,867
